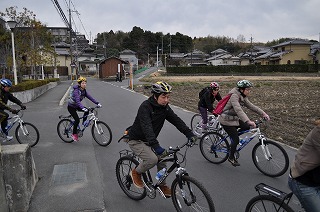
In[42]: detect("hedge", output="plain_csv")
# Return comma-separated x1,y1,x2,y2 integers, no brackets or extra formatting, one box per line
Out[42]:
167,64,320,75
10,78,60,92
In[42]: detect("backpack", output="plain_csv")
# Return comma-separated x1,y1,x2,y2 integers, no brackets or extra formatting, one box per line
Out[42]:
198,87,210,99
213,93,232,115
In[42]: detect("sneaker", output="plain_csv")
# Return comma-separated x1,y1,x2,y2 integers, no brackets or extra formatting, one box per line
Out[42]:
130,168,144,188
6,135,13,141
71,134,79,142
159,185,172,198
228,158,240,167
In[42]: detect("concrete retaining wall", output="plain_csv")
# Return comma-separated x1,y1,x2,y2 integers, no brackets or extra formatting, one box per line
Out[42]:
1,144,38,212
9,81,59,105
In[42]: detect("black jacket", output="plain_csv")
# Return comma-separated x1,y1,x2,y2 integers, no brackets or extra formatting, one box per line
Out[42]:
0,88,23,111
128,96,193,149
198,90,222,112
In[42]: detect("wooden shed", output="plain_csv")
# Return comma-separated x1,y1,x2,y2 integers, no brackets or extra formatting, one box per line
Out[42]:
99,57,128,79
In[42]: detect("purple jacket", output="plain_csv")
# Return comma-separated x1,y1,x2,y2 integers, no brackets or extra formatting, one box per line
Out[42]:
68,85,99,109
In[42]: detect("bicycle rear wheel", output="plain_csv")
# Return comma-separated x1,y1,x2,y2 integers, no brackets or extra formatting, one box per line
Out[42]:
57,119,74,143
245,195,294,212
252,140,289,177
115,155,146,200
171,175,215,212
199,132,229,164
15,122,39,147
191,114,203,138
91,121,112,146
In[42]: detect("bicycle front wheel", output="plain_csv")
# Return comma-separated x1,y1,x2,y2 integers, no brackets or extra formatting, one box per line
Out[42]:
172,175,215,212
245,195,294,212
57,119,74,143
252,140,289,177
199,132,229,164
191,114,203,138
91,121,112,146
15,122,39,147
115,155,146,200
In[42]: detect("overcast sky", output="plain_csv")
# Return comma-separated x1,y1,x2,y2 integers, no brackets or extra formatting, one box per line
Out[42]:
1,0,319,44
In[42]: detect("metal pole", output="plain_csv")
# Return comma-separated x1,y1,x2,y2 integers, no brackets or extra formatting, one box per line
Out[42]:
129,63,133,90
156,45,159,70
10,31,18,85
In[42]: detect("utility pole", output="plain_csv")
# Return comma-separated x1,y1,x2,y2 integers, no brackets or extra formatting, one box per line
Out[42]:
69,0,73,80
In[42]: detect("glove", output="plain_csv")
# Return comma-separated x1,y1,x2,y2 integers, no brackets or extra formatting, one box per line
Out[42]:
153,146,166,155
188,135,198,145
82,107,88,112
10,109,19,114
97,103,102,108
20,104,26,110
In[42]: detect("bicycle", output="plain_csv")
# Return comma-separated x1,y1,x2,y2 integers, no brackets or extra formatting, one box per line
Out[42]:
190,113,225,138
245,183,295,212
199,119,289,177
57,106,112,146
1,109,39,147
116,136,215,212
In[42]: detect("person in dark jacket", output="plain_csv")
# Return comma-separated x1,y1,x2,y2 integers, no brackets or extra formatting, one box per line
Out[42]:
0,78,26,141
198,82,222,131
67,76,101,142
288,119,320,212
128,81,197,198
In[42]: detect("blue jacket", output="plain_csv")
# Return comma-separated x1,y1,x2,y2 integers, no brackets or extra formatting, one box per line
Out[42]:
68,85,98,109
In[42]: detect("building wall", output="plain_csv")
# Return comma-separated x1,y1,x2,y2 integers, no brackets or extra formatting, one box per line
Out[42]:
100,58,125,78
280,45,313,64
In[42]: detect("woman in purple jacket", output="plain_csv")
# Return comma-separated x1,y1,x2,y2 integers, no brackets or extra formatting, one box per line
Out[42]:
67,77,101,141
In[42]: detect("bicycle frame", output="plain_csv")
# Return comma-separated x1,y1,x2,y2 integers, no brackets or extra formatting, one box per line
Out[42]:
214,120,272,161
2,112,26,136
61,107,101,135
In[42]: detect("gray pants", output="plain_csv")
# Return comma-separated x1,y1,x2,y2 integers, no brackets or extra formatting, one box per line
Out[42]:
128,140,167,183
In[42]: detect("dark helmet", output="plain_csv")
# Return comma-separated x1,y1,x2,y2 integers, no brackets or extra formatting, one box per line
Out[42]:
0,78,12,87
237,80,253,88
210,82,220,90
151,81,172,94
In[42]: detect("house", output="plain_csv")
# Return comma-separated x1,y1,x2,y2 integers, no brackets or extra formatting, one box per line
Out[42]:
99,57,128,79
119,49,138,71
206,49,240,65
255,40,314,65
184,49,208,66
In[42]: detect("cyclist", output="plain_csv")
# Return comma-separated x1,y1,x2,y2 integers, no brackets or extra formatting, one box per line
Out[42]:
127,81,197,198
67,76,101,142
218,80,270,166
198,81,222,131
0,78,26,141
288,119,320,212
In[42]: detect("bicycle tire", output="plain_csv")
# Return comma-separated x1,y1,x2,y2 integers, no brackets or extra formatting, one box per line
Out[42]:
245,194,294,212
91,121,112,146
199,131,229,164
252,139,289,177
191,113,203,138
171,175,215,212
15,122,40,147
115,155,146,200
57,119,74,143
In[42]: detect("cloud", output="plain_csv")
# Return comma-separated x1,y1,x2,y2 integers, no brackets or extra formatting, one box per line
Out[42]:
1,0,319,43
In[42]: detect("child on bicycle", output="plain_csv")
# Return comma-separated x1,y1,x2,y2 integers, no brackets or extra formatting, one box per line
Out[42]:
127,81,197,198
198,82,222,131
218,80,270,166
0,78,26,141
67,76,101,142
288,119,320,212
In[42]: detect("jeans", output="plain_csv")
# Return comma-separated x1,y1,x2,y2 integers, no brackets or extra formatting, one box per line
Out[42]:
199,107,208,125
288,176,320,212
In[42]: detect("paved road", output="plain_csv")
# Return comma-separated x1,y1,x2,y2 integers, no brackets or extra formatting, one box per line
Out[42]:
4,76,303,211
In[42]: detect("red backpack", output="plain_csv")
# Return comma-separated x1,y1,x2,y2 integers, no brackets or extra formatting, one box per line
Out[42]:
213,93,232,115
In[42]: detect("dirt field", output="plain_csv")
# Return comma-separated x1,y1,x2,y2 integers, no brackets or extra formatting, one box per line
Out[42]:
134,73,320,148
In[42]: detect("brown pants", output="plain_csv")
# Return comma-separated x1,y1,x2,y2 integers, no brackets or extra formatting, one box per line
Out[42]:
128,140,167,183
